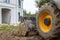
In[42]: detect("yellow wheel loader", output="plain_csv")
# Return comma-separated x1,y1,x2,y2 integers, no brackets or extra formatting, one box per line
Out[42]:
19,0,60,40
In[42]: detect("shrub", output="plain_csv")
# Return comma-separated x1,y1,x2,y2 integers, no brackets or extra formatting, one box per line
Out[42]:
0,24,19,31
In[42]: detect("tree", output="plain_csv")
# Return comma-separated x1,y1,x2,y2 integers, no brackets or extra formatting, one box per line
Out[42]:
23,10,27,16
35,0,50,8
23,10,31,17
23,10,37,17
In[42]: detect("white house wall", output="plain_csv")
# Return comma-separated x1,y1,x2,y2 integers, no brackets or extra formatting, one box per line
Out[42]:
20,0,23,16
10,8,18,25
0,0,23,25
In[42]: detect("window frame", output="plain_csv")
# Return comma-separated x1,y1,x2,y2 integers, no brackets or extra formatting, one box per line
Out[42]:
18,12,21,21
18,0,21,8
5,0,10,3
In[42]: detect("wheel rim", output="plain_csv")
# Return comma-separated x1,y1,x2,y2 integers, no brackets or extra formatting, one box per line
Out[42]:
39,11,52,33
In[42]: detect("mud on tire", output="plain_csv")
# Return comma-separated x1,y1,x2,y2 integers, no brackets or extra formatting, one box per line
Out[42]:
36,3,60,40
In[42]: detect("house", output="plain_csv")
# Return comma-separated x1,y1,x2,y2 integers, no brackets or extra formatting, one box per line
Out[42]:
0,0,23,25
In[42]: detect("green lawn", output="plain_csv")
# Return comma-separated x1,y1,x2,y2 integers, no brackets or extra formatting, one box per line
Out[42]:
0,24,19,31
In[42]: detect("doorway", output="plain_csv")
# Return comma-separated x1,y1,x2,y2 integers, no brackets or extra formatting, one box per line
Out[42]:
2,8,11,24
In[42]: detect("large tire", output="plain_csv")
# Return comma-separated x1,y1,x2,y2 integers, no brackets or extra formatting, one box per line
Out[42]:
36,3,60,40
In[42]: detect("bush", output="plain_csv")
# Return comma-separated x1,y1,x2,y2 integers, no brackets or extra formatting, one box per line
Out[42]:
0,24,19,31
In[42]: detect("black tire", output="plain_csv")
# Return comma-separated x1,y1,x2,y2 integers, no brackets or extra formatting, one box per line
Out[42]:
36,3,60,40
24,20,38,36
24,20,34,31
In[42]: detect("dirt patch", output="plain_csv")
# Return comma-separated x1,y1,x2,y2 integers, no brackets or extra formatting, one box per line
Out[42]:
0,30,41,40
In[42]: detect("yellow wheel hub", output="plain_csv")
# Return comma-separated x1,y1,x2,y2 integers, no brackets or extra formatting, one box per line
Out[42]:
39,11,52,33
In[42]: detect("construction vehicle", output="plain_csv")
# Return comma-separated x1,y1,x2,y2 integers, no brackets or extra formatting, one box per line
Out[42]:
19,16,39,36
19,0,60,40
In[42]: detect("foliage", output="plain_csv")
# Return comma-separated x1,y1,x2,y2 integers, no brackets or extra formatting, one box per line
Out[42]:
35,0,51,8
0,24,18,31
23,10,36,17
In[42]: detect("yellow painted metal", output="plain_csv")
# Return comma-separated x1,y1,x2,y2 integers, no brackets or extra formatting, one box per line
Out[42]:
39,11,52,33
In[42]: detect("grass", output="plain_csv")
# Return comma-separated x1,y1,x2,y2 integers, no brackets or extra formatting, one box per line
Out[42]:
0,24,19,31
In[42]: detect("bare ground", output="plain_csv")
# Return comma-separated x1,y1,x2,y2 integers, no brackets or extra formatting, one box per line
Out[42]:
0,30,41,40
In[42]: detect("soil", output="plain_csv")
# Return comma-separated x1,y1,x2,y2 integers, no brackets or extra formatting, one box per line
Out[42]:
0,30,41,40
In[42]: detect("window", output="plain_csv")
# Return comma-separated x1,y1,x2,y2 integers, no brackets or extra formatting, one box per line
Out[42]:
18,12,20,21
18,0,21,8
5,0,10,3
